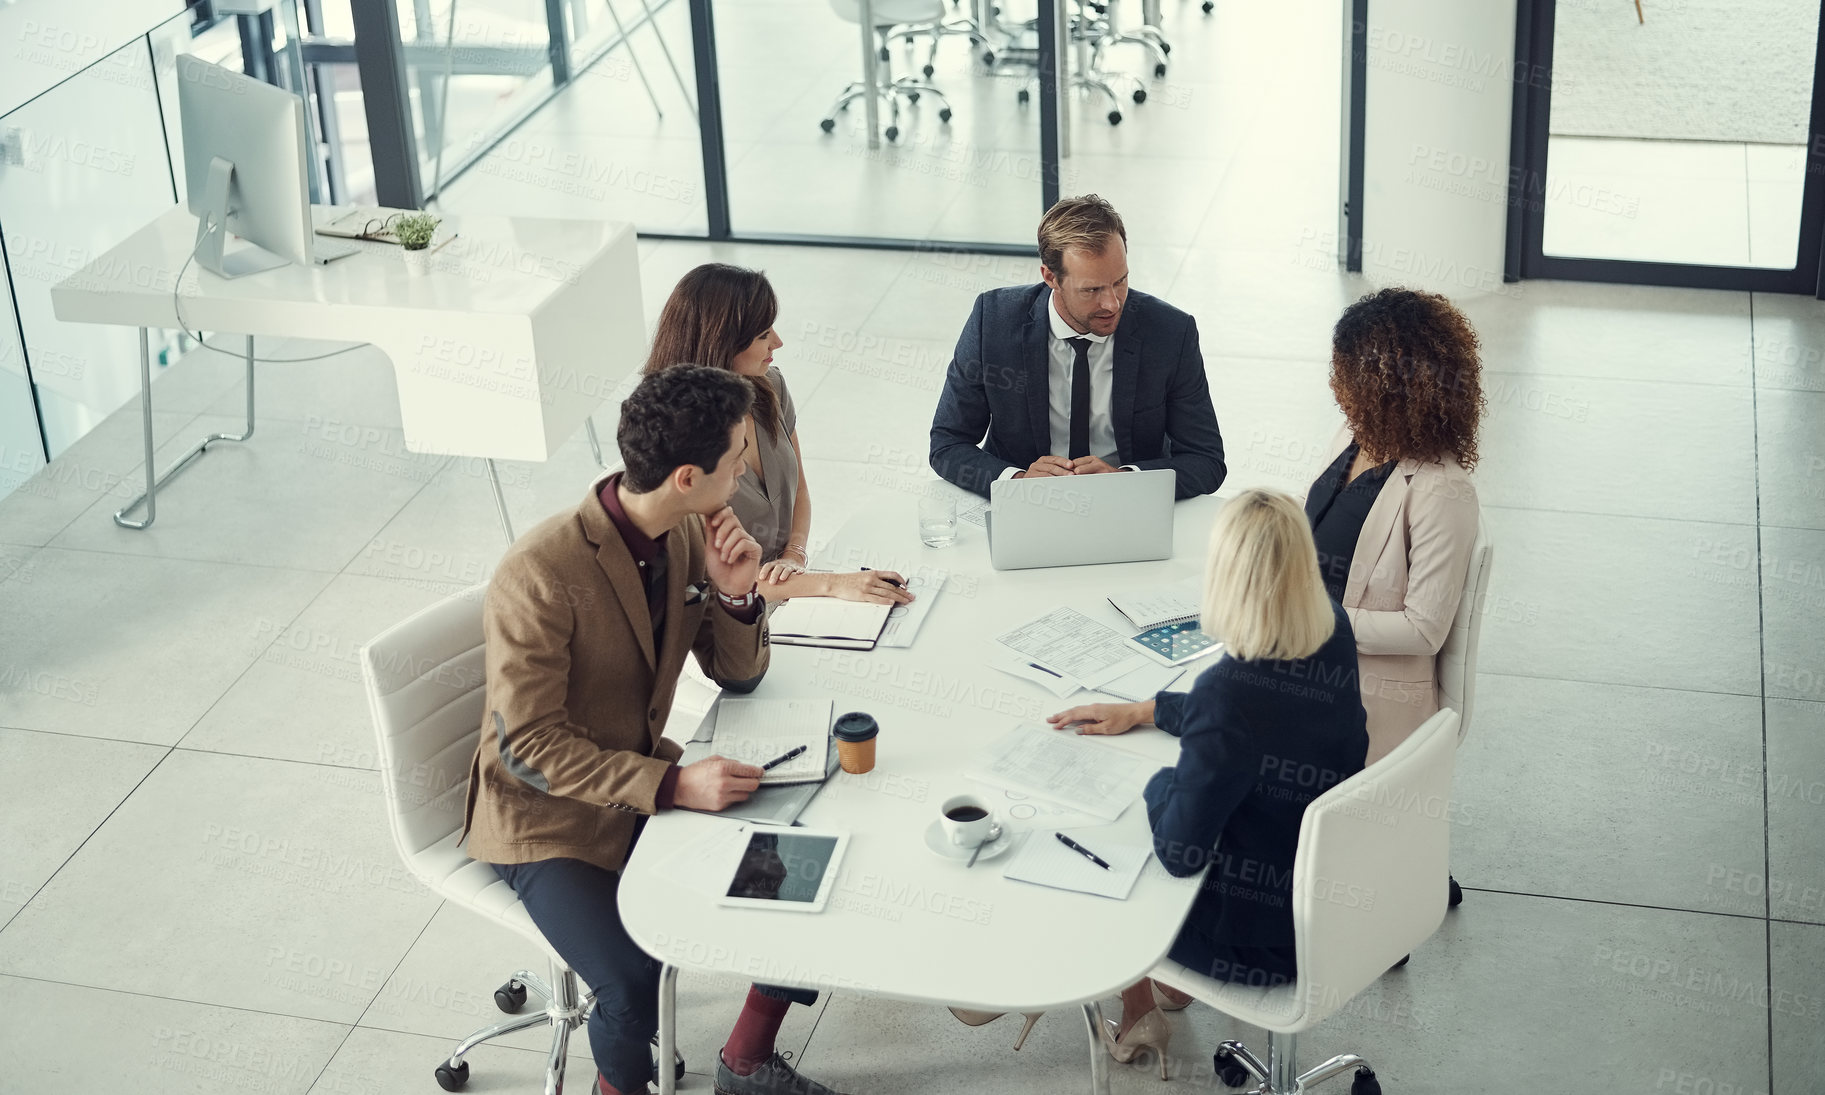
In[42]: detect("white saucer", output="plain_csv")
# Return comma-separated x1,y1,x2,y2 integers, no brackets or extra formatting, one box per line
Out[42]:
924,820,1015,862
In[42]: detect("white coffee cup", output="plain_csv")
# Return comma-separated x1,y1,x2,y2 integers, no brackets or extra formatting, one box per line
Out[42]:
939,794,1000,848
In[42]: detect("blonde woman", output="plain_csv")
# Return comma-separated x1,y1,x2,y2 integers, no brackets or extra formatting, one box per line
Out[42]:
1046,489,1369,1068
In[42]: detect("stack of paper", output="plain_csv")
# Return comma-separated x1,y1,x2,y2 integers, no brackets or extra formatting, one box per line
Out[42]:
969,725,1154,821
1001,826,1152,900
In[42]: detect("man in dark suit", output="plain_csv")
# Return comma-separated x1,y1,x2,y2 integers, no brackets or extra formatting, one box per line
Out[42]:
928,195,1226,499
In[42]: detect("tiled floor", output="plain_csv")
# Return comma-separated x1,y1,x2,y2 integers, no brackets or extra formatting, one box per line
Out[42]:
3,5,1825,1095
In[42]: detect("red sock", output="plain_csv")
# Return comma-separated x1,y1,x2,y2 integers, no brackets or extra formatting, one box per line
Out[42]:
722,987,792,1076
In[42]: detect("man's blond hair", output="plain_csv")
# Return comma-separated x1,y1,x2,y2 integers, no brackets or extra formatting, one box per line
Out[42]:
1038,195,1127,278
1201,488,1336,663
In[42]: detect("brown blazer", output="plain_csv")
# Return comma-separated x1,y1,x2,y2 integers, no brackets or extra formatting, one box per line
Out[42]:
1315,427,1479,766
462,476,770,873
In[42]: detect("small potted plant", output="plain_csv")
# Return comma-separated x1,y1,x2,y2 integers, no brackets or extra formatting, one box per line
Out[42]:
395,212,441,276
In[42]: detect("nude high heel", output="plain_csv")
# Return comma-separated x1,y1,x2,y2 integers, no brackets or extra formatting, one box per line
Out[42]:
1097,1006,1172,1080
946,1008,1046,1050
1151,980,1194,1012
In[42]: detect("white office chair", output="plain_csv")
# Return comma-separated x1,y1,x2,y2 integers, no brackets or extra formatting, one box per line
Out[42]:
1150,708,1460,1095
360,587,684,1095
1436,516,1493,744
820,0,955,141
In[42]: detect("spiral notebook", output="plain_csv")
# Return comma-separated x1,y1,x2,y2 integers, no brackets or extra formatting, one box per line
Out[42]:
1107,584,1201,631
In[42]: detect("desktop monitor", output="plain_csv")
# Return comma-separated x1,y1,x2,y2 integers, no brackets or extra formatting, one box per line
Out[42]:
175,55,319,278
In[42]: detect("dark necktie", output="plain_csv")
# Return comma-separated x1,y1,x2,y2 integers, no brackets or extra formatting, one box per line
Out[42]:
1066,336,1092,460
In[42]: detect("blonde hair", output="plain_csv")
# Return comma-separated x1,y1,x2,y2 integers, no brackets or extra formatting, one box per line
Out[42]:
1201,488,1335,662
1037,195,1126,279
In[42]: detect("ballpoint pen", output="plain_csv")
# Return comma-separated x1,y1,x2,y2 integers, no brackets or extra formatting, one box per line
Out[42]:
860,566,906,589
1056,832,1111,870
760,745,808,771
1027,662,1063,678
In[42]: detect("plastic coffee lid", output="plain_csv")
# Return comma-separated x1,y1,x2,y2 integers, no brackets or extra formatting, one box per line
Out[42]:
832,712,879,741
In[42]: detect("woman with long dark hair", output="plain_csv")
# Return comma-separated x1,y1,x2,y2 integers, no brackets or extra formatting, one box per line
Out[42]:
645,264,913,606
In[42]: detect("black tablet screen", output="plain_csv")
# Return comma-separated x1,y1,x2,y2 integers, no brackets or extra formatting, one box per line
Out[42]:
725,832,839,903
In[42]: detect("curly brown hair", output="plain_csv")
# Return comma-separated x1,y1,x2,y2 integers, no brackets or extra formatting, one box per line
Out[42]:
1329,288,1484,470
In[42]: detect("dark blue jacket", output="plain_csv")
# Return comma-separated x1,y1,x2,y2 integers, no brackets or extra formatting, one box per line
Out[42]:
927,284,1226,499
1144,602,1369,958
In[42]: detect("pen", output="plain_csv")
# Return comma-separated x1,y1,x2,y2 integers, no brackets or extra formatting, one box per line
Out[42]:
760,745,807,771
1027,662,1063,678
860,566,905,589
1056,832,1111,870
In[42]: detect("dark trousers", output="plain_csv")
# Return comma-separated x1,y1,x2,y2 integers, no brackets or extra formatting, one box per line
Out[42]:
491,857,816,1092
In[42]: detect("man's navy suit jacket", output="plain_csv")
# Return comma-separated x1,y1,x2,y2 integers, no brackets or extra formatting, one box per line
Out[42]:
928,284,1226,499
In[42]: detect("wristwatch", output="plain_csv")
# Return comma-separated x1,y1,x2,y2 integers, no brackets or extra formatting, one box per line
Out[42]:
716,587,760,611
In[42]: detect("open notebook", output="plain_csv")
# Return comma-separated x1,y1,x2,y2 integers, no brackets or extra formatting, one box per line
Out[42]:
696,698,833,785
767,597,892,650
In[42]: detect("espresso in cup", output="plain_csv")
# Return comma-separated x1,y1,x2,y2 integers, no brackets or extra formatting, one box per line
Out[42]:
939,794,998,847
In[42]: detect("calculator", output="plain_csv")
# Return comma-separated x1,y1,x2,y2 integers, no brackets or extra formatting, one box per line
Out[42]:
1128,621,1220,666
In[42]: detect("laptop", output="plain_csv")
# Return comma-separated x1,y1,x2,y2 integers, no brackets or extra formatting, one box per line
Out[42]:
986,469,1176,570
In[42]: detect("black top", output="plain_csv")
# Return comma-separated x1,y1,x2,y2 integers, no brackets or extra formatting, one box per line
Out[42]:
1143,602,1369,963
1304,443,1396,603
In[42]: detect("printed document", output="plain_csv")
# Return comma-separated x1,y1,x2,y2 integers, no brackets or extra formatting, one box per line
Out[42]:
1002,826,1151,900
993,606,1148,688
970,725,1154,821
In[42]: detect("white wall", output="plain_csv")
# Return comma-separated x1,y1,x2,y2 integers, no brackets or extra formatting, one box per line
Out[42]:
1,0,189,117
1359,0,1519,298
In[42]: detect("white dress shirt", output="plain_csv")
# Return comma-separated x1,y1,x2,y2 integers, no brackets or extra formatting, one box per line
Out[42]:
998,291,1131,480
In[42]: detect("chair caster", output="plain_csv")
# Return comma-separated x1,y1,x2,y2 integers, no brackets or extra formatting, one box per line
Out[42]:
651,1036,687,1083
1161,41,1171,53
1154,62,1167,77
885,125,900,141
1449,875,1463,908
1017,88,1029,103
908,90,921,102
1201,0,1213,11
879,46,890,61
1107,109,1122,125
923,63,935,76
983,49,996,64
1132,88,1146,103
493,979,528,1013
434,1060,470,1091
939,107,953,122
820,117,836,133
1213,1047,1249,1088
1390,953,1411,970
1352,1066,1382,1095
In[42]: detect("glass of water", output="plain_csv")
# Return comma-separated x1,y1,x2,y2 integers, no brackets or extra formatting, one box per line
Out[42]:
918,494,958,547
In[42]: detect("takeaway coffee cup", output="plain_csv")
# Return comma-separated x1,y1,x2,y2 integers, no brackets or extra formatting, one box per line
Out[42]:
832,711,879,774
939,794,999,848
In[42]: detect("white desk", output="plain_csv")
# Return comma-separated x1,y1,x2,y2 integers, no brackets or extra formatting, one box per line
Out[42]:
622,486,1227,1095
49,206,643,533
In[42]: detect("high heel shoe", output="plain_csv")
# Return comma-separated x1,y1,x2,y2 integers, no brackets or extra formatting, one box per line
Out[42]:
946,1008,1046,1050
1097,1006,1172,1081
1150,980,1194,1012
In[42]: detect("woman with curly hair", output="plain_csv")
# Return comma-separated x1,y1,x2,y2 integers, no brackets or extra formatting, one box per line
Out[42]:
1305,287,1484,768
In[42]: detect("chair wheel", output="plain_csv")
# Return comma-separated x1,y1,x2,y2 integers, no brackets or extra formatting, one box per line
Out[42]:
1213,1048,1249,1089
1390,953,1411,970
908,90,921,102
1352,1066,1382,1095
820,117,835,133
494,980,528,1013
879,47,890,61
434,1060,470,1091
885,125,900,141
983,49,996,64
1161,41,1171,53
923,63,935,76
1449,875,1464,908
1133,88,1146,103
1017,88,1030,103
1201,0,1213,10
1155,62,1167,76
1107,110,1122,125
939,107,953,122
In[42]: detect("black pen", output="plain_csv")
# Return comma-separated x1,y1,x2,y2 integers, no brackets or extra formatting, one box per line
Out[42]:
1027,661,1063,678
860,566,905,589
760,745,807,771
1056,832,1111,870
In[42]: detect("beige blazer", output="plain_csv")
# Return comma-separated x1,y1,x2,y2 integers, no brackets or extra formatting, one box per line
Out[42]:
462,477,770,873
1316,427,1479,765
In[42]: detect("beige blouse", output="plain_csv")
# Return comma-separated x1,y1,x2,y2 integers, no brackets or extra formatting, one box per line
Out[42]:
729,367,799,562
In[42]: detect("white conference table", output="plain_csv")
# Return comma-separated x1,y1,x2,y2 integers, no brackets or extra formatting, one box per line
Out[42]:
621,484,1227,1095
50,206,642,534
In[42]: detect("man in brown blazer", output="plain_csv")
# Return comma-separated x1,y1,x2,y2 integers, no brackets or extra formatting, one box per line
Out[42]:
465,365,847,1095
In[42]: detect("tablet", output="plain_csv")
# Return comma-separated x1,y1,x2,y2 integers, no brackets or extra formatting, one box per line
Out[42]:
716,828,850,913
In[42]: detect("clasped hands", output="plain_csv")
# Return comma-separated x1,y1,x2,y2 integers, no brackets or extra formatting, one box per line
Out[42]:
1015,455,1123,478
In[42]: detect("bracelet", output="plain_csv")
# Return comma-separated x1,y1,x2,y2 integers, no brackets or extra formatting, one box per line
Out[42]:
782,544,809,562
716,587,759,610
